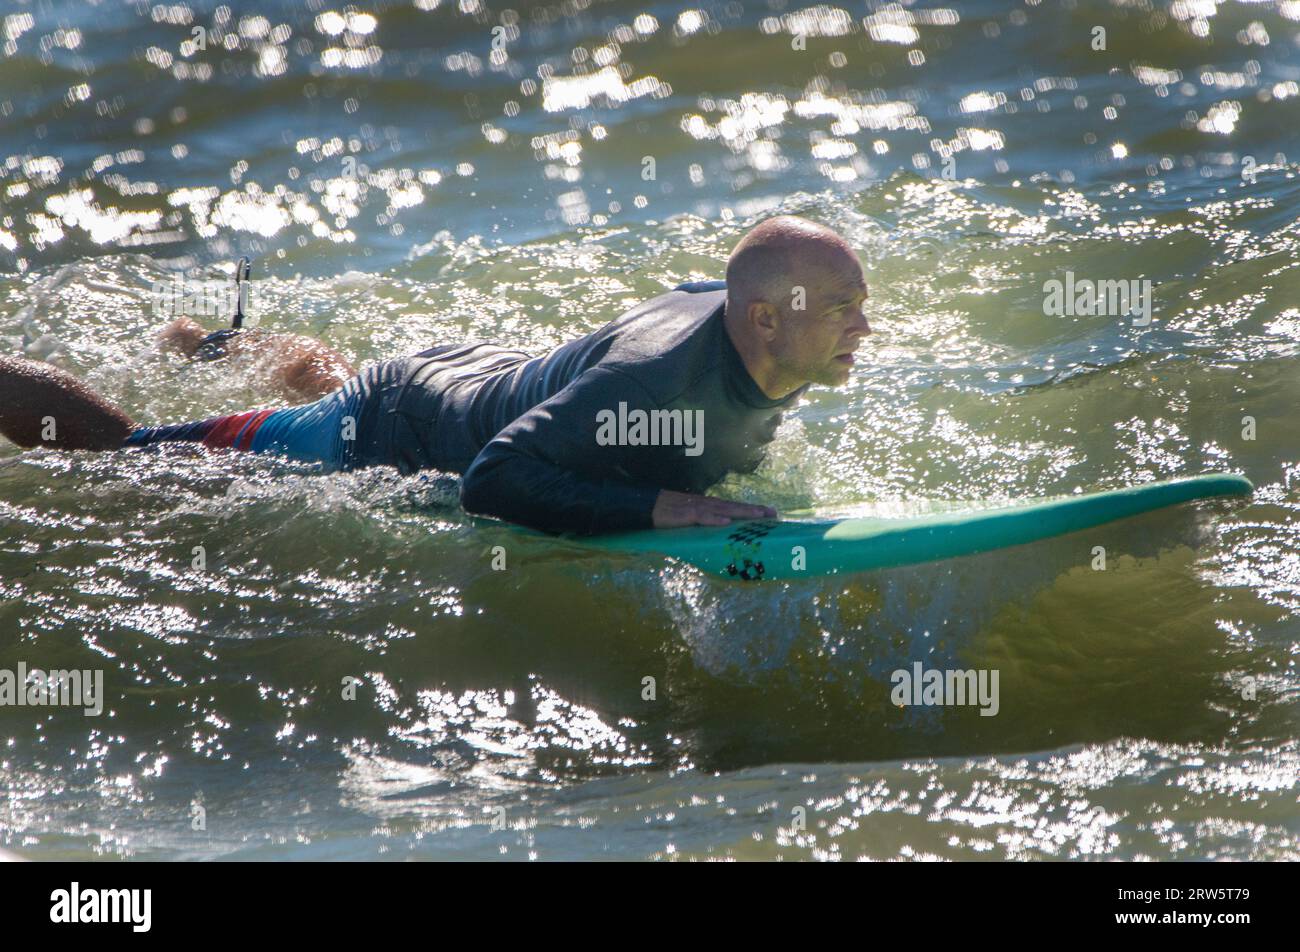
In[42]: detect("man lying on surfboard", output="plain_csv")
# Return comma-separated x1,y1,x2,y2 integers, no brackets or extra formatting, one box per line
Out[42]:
0,216,871,534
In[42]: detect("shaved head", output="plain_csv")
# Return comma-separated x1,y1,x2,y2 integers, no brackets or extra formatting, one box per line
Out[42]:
722,216,870,396
725,216,858,311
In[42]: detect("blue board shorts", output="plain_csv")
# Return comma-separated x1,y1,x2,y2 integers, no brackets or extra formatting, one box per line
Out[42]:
123,374,370,471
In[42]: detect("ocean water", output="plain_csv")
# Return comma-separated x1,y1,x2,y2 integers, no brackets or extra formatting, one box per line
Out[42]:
0,0,1298,860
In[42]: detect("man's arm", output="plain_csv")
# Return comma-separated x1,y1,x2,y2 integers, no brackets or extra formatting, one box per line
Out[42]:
460,367,774,535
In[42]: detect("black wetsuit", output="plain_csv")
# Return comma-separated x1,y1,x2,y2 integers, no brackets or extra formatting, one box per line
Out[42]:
355,280,804,534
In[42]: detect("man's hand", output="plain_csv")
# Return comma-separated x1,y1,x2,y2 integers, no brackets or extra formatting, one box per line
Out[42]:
651,489,777,528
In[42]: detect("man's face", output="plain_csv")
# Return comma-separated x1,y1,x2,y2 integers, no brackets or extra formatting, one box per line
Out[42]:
771,252,871,387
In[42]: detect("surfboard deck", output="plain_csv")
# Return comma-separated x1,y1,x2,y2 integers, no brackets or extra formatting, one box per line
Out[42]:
573,473,1253,581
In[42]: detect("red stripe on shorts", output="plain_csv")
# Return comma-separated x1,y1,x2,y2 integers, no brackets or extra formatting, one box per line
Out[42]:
202,409,275,451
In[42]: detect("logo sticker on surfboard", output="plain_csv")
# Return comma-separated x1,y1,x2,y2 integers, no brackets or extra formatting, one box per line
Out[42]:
724,520,779,580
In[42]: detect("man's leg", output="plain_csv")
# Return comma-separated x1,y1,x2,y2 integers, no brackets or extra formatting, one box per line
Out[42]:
255,334,356,401
157,316,211,356
0,354,135,450
157,317,355,402
2,352,374,471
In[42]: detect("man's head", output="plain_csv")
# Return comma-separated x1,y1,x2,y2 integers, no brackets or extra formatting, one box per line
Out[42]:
724,215,870,394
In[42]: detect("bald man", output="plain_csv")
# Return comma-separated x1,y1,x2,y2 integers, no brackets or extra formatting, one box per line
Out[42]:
0,216,870,534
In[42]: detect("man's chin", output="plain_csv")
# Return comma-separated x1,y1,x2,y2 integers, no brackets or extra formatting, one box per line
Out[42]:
819,360,854,386
794,359,855,389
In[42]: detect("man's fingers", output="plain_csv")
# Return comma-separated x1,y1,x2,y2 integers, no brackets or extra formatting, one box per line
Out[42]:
652,490,778,529
695,512,733,526
712,501,774,518
696,499,777,522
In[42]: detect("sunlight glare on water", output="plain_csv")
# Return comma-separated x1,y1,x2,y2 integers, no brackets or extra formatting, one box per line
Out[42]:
0,0,1297,859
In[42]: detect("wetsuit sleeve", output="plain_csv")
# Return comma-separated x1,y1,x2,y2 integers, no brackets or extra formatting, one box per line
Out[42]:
460,367,664,535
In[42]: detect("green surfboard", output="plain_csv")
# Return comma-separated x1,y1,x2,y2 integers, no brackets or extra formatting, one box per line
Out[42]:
575,473,1253,581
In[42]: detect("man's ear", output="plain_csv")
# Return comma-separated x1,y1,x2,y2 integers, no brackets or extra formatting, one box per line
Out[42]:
746,300,780,340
